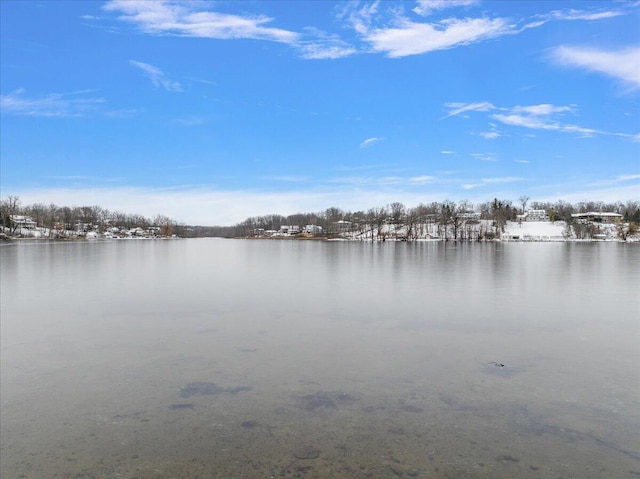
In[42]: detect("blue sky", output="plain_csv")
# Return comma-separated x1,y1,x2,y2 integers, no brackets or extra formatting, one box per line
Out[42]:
1,0,639,225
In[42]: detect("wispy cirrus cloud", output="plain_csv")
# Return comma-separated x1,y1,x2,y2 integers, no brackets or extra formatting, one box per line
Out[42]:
446,101,639,141
344,0,514,57
413,0,478,17
551,46,640,90
344,1,630,58
104,0,298,44
478,131,500,140
103,0,631,62
259,175,310,182
329,176,403,187
362,17,511,58
545,7,626,22
409,175,436,184
616,174,640,181
478,123,501,139
443,101,494,118
360,137,383,148
298,28,357,59
471,152,498,162
105,0,357,60
130,60,182,92
299,41,357,59
462,176,523,190
0,89,105,117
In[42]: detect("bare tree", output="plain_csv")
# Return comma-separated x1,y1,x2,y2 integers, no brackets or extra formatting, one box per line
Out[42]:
1,196,22,234
389,202,405,239
367,206,388,241
154,215,175,237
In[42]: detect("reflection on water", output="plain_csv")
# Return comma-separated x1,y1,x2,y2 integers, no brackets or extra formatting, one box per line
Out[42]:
1,239,639,478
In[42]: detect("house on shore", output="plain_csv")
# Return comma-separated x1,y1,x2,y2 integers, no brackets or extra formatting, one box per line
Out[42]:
330,220,352,234
516,209,549,222
571,212,623,223
9,215,37,230
280,225,301,235
304,225,323,235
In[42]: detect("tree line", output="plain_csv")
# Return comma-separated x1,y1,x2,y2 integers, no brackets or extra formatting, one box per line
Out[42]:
235,198,640,240
2,195,639,240
0,196,184,237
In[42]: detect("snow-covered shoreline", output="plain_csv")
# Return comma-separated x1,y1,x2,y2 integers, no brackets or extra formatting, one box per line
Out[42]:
249,220,638,242
3,220,638,243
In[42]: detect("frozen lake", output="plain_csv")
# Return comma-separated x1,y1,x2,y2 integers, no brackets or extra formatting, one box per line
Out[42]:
1,239,639,478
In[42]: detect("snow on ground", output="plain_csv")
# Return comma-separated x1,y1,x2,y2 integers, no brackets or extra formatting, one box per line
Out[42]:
503,221,567,240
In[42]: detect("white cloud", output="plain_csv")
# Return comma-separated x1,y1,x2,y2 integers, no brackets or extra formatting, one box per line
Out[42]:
492,113,603,137
409,175,435,184
478,131,500,140
444,101,494,118
413,0,478,16
104,0,298,44
345,1,380,36
552,46,640,90
471,153,498,162
106,0,360,60
363,17,511,57
343,1,633,59
299,42,357,59
259,176,309,182
617,174,640,181
330,176,402,186
462,176,523,190
491,113,558,131
130,60,182,92
481,177,523,184
0,89,106,117
360,137,383,148
171,116,206,126
547,8,625,22
512,104,575,116
445,101,638,141
440,150,455,154
298,28,357,59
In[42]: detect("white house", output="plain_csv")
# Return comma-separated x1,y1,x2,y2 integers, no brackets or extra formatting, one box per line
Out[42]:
9,215,37,229
304,224,323,235
280,225,301,235
517,209,549,222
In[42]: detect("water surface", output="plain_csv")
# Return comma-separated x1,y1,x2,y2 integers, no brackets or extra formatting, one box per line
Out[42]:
1,239,639,478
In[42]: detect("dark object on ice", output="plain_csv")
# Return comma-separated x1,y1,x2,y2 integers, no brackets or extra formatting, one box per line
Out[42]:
180,382,222,398
482,361,518,377
241,420,258,428
169,403,194,410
